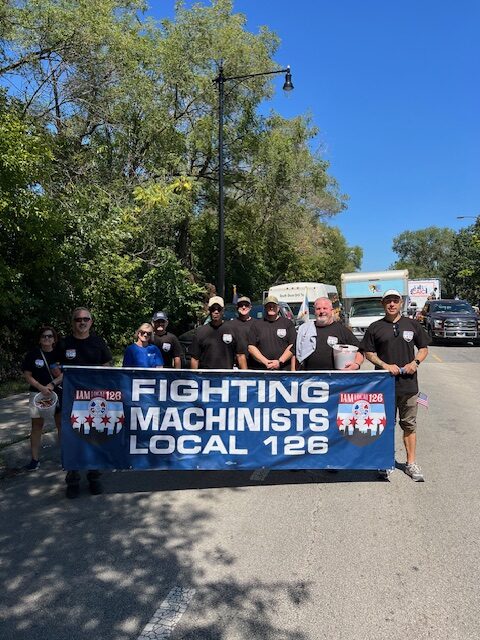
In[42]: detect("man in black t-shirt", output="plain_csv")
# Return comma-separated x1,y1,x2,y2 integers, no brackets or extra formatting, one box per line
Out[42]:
248,296,296,371
57,307,112,498
190,296,247,369
361,289,429,482
230,296,258,369
152,310,182,368
296,297,364,371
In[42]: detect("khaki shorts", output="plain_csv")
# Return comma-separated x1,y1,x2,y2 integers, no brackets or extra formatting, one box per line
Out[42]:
396,393,418,433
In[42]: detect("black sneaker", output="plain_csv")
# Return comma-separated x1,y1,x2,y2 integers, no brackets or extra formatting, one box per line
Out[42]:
89,479,103,495
66,484,80,499
24,459,40,471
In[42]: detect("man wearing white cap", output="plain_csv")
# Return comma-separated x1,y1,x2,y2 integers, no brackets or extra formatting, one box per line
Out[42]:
190,296,247,369
248,296,296,370
361,289,429,481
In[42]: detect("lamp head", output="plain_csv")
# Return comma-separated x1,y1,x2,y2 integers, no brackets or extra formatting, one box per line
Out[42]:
283,66,294,92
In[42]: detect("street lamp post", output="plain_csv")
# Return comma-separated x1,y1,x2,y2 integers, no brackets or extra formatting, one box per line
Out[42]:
214,63,294,299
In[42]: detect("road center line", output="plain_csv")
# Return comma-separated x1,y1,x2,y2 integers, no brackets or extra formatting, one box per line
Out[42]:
137,586,196,640
431,353,443,362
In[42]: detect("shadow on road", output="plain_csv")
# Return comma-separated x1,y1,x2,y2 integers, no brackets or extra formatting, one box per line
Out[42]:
0,464,316,640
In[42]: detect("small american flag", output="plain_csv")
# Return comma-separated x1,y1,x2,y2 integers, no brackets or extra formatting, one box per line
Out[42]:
417,392,429,408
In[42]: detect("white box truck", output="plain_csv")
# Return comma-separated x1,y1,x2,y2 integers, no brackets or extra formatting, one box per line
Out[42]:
407,278,441,317
341,270,409,339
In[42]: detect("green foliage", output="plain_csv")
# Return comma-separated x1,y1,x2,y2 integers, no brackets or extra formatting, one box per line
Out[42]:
0,0,357,380
442,223,480,302
390,227,456,279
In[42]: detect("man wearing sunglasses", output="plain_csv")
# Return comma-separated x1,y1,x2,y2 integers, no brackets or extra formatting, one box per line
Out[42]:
230,296,258,369
57,307,112,498
190,296,247,370
361,289,429,482
248,296,296,371
152,310,182,369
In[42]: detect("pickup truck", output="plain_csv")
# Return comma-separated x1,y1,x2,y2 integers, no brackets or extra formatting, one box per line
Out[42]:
417,299,480,344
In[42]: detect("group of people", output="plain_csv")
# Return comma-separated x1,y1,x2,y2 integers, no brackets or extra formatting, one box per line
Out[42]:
23,288,429,497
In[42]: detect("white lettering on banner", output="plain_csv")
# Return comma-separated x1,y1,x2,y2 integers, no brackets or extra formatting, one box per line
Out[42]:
131,378,330,404
130,406,331,435
132,379,156,401
129,434,249,456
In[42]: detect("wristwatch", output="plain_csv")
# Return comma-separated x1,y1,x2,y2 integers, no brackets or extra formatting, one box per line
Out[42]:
415,359,421,366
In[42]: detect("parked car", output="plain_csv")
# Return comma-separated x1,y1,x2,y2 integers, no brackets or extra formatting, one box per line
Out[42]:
417,299,480,344
178,300,296,365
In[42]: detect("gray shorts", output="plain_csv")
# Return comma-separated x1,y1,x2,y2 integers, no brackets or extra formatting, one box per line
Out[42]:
396,393,418,433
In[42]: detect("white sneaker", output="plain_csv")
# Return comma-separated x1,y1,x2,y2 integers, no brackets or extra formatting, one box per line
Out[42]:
377,469,391,481
404,462,425,482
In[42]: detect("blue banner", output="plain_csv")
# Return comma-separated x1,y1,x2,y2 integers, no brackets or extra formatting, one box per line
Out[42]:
61,368,395,471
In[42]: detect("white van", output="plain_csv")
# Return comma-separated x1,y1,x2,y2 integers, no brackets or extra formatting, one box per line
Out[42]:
267,282,340,320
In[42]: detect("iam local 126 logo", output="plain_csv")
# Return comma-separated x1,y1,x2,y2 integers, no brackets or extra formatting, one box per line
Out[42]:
336,392,387,447
70,389,125,444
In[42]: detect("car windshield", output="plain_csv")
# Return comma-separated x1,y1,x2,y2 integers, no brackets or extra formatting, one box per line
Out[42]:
431,302,474,313
350,299,385,318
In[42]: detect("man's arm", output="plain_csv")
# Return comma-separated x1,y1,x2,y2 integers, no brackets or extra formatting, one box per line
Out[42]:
402,346,428,375
173,356,181,369
236,353,247,370
190,357,199,370
365,351,401,376
248,345,269,367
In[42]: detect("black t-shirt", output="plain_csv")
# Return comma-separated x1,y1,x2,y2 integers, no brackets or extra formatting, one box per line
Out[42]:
302,322,361,370
57,334,112,366
153,332,182,368
230,317,259,369
190,322,246,369
361,316,430,394
22,348,60,391
248,316,297,370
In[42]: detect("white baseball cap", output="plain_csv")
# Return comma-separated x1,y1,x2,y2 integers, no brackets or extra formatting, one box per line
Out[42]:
382,289,402,300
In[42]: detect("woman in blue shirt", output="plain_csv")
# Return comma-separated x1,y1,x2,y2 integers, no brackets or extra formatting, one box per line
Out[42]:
123,323,164,368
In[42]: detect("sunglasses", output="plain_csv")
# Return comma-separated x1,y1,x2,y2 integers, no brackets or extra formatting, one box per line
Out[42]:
210,306,222,312
139,330,152,337
393,323,399,337
41,334,54,339
237,303,251,308
74,317,91,322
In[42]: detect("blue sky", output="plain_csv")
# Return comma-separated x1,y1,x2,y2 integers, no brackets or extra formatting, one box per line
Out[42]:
156,0,479,271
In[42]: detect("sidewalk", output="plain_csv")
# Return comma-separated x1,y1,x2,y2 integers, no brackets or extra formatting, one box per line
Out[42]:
0,392,59,475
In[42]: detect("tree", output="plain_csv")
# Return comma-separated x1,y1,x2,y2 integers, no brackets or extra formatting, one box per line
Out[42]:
390,227,456,279
443,222,480,302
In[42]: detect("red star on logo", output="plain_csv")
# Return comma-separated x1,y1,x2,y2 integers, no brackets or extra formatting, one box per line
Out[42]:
349,417,357,426
364,416,374,427
84,414,94,427
378,416,387,428
337,417,344,427
100,415,111,425
116,415,125,426
70,414,78,425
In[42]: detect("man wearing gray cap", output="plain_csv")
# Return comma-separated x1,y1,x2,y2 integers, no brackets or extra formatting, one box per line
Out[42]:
248,296,296,370
152,310,182,369
361,289,429,482
190,296,247,369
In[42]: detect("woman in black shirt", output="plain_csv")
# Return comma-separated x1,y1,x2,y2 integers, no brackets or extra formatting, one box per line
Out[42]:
22,326,63,470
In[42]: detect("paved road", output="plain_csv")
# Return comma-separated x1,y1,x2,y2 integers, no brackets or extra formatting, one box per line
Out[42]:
1,347,479,640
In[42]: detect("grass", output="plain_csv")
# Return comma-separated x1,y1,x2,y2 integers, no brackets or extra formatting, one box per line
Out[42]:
0,378,28,399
